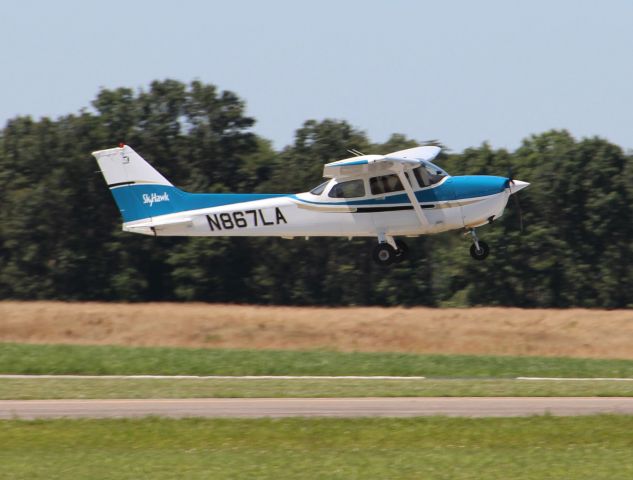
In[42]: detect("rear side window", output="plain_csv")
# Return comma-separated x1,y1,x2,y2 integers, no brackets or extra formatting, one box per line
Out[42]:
328,179,365,198
370,174,404,195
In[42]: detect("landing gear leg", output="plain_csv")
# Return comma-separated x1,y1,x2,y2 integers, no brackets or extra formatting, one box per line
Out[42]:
468,229,490,260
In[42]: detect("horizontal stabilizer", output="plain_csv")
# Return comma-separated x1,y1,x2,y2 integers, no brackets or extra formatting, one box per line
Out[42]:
122,217,194,236
124,217,193,229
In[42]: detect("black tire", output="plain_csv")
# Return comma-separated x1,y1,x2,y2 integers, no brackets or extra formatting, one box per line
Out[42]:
373,243,397,266
394,239,409,263
470,240,490,260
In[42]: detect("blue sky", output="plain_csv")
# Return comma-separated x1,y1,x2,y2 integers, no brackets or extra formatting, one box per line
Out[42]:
1,0,632,152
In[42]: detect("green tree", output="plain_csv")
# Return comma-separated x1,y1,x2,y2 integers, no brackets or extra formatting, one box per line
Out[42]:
1,80,633,308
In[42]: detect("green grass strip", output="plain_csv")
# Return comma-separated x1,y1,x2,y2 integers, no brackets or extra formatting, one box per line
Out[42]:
1,378,632,399
2,342,633,377
1,416,633,479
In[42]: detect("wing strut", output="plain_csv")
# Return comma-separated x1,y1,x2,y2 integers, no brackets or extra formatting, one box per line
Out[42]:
395,167,429,230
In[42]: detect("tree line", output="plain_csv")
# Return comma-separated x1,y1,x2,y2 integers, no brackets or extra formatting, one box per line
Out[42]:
1,79,631,307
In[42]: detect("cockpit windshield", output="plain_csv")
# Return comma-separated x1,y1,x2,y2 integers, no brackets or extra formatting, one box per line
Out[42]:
426,161,448,177
310,180,330,196
412,161,448,187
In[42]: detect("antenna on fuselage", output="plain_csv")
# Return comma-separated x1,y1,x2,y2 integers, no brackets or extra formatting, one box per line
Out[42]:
347,149,365,156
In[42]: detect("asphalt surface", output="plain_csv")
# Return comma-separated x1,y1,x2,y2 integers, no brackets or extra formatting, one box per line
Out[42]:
2,397,633,419
1,375,632,380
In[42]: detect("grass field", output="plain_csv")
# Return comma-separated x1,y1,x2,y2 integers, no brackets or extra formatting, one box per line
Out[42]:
3,343,633,377
2,343,632,399
2,378,633,399
3,301,633,358
1,416,633,479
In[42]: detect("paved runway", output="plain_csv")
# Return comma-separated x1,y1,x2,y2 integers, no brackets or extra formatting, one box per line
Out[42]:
2,397,633,419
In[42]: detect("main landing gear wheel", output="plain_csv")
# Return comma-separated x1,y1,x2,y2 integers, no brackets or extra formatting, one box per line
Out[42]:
373,240,409,266
373,243,397,266
470,240,490,260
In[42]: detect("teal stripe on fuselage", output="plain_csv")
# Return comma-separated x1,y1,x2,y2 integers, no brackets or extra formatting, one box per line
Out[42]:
334,159,369,166
110,184,288,222
109,176,508,223
292,176,509,207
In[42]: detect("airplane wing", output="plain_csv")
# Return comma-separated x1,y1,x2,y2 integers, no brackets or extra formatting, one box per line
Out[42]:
323,146,441,179
384,145,441,162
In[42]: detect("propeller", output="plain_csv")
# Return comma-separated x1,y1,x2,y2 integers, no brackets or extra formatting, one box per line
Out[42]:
512,191,524,233
507,165,525,233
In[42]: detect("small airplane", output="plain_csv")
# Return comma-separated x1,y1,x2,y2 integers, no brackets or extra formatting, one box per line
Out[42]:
93,144,529,265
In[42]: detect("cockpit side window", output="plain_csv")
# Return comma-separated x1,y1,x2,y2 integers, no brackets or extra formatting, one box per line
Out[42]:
413,166,430,187
328,179,365,198
369,174,404,195
310,180,329,196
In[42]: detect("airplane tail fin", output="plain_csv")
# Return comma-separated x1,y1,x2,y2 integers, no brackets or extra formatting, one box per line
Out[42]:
92,145,181,223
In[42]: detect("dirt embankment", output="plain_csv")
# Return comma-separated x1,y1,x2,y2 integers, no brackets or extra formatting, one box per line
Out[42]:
1,302,633,359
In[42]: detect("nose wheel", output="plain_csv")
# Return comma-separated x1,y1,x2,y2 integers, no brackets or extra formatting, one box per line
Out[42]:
470,241,490,260
468,229,489,260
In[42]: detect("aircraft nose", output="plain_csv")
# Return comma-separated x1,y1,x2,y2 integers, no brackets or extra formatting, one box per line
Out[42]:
508,179,529,194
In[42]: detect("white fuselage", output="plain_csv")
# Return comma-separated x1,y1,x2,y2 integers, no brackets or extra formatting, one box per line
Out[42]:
123,176,513,238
